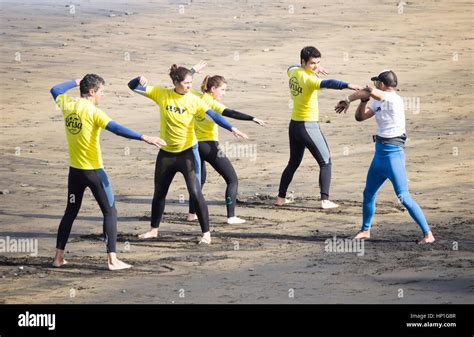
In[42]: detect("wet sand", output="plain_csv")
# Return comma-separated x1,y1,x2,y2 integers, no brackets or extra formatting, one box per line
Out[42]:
0,0,473,304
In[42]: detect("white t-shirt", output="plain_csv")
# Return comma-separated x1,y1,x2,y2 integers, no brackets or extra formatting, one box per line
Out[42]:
370,91,406,138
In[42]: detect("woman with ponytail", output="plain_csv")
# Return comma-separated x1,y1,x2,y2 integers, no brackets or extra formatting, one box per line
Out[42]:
127,64,247,244
187,74,267,225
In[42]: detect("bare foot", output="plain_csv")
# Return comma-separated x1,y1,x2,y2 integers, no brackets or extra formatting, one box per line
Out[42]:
321,200,339,209
227,216,246,224
187,213,198,222
418,231,435,244
354,230,370,240
52,249,68,267
52,258,68,268
275,196,293,206
138,228,158,239
108,258,132,271
198,232,211,245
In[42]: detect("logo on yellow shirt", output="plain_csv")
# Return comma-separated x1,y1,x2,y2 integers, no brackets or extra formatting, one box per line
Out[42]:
166,105,187,114
289,77,302,96
65,113,82,135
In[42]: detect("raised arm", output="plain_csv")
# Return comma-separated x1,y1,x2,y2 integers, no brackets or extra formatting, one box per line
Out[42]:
127,76,148,97
354,100,375,122
50,79,80,100
190,60,207,75
334,88,375,121
364,86,386,101
348,88,372,102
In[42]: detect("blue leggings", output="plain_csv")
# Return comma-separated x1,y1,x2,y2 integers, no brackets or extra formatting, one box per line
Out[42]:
362,143,430,234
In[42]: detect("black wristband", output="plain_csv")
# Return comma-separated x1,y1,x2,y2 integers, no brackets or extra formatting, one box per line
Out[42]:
361,98,370,103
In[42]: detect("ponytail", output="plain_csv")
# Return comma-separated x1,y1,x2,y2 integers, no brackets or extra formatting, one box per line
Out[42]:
200,75,227,93
201,75,210,93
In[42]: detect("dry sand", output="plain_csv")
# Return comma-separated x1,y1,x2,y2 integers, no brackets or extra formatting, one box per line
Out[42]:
0,0,473,304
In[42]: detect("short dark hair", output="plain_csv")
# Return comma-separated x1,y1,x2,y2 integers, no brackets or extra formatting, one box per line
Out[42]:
169,64,192,84
80,74,105,97
379,71,398,87
300,46,321,63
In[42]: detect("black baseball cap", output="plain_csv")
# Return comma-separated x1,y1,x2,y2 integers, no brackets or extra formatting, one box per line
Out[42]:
371,70,398,87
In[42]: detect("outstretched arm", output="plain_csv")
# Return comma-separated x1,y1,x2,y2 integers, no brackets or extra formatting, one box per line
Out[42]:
320,79,361,90
205,109,248,139
50,79,81,100
222,108,266,127
105,121,143,140
105,121,166,148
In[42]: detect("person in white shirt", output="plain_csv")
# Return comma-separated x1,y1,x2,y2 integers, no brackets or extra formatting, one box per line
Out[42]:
335,70,435,244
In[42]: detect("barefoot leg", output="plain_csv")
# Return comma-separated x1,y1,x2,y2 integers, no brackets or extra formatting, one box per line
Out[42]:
198,231,211,245
418,231,435,244
275,196,293,206
138,227,159,239
52,249,68,267
107,252,132,271
354,230,371,240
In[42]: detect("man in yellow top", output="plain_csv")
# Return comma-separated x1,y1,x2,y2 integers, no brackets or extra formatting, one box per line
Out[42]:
276,46,361,209
50,74,165,270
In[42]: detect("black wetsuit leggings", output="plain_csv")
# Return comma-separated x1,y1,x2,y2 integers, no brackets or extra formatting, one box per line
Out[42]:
151,147,210,233
278,120,332,200
189,141,238,218
56,167,117,253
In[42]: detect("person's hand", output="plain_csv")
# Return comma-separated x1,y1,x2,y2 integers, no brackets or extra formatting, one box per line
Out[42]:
139,76,148,86
141,135,167,148
231,127,249,139
75,79,81,86
315,66,329,76
191,60,207,74
252,118,267,127
335,100,350,114
348,83,363,90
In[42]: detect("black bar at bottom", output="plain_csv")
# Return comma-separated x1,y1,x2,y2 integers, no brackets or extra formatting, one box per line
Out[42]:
0,304,472,337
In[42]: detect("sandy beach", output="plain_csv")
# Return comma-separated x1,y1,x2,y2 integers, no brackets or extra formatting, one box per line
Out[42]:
0,0,473,305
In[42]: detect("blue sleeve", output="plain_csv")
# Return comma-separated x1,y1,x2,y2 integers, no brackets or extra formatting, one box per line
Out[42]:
50,80,77,100
105,121,143,140
287,65,299,72
205,109,234,131
128,77,147,96
320,79,349,90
